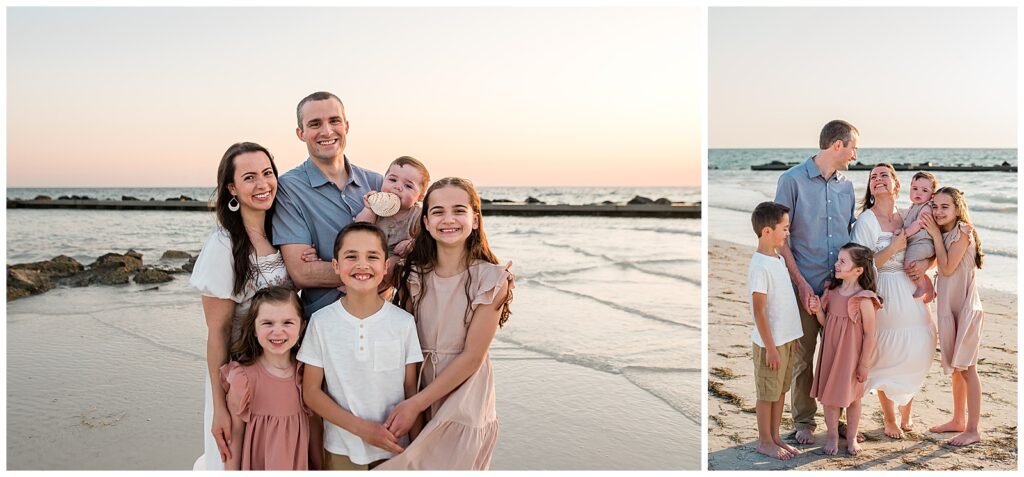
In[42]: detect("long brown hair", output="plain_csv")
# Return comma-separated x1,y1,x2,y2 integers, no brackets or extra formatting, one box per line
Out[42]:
231,286,306,365
393,177,512,327
934,187,984,269
859,163,900,213
828,243,881,302
214,142,279,296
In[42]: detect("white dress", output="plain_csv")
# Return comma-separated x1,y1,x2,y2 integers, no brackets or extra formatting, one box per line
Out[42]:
851,210,936,406
189,228,291,470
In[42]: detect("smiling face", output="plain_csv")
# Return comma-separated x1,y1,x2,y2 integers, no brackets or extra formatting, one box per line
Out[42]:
830,132,859,171
762,212,790,250
227,151,277,212
254,301,303,357
423,185,479,247
383,164,426,211
908,177,934,205
296,98,348,161
833,249,863,283
333,229,387,293
868,165,899,200
931,192,958,228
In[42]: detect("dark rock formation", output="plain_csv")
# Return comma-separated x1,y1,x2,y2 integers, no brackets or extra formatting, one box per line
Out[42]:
161,250,192,260
601,200,616,205
122,195,140,201
33,195,52,201
627,195,654,205
8,268,54,300
134,268,173,284
654,197,672,205
166,195,197,202
182,255,198,273
525,197,544,204
9,255,84,278
491,199,514,203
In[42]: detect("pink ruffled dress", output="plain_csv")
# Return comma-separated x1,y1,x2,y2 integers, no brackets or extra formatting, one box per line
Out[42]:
936,223,985,374
220,361,313,470
377,260,512,470
810,289,881,408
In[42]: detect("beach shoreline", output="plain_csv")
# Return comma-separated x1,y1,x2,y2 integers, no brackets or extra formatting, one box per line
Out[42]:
6,277,700,470
707,239,1018,470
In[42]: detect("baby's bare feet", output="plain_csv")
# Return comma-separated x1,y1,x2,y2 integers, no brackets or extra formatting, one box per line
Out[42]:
847,441,863,456
823,438,839,456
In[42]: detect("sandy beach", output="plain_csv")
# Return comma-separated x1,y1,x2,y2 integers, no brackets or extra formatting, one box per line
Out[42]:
707,239,1018,471
6,276,699,470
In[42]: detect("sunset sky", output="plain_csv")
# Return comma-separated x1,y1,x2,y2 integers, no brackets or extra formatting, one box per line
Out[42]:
710,7,1016,149
6,7,702,187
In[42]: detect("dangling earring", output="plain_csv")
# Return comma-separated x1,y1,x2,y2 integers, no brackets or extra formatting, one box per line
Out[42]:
228,196,240,212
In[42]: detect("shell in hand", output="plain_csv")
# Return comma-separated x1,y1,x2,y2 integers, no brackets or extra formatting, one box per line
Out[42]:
367,191,401,217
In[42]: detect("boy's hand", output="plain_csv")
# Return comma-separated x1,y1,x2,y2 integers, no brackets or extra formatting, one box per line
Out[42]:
765,346,781,370
300,244,321,263
357,419,404,454
855,365,868,383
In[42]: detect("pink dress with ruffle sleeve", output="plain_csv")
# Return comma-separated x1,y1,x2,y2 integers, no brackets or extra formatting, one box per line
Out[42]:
220,361,314,470
810,289,881,408
377,260,512,470
935,223,985,375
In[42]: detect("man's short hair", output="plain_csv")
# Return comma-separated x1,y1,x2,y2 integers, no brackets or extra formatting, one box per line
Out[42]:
751,201,790,237
296,91,345,129
819,120,859,150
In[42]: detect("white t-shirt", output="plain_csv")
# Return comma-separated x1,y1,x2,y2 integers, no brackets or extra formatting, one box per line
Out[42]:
747,252,804,348
296,300,423,464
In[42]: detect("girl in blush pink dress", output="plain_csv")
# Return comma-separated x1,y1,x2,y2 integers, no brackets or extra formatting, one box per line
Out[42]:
220,286,318,470
376,177,513,470
808,243,880,456
921,187,986,447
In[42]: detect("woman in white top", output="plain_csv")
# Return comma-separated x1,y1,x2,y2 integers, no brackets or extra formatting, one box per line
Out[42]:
190,142,293,469
851,163,936,439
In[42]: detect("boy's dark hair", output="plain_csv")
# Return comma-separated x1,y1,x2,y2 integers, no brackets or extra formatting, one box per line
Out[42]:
332,222,389,259
231,285,306,365
751,201,790,237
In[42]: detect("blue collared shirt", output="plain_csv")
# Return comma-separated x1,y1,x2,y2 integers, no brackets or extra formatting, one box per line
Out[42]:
272,156,383,316
774,157,856,295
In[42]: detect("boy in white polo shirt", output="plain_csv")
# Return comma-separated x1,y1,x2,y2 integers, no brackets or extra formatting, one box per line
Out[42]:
299,222,423,470
748,201,804,461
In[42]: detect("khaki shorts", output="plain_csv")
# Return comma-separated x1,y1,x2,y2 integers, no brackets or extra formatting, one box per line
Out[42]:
752,340,795,402
324,450,385,471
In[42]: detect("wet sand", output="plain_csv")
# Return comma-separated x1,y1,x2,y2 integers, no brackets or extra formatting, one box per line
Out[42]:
707,239,1018,471
6,279,699,470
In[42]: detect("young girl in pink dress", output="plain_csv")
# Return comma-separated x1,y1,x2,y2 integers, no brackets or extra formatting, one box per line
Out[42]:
921,187,986,447
375,177,513,470
221,286,316,470
808,243,881,456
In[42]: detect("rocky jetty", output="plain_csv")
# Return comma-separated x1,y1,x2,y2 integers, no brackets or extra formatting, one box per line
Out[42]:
7,249,198,301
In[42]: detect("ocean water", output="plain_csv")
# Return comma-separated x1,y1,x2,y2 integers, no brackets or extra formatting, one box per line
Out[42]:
5,186,702,467
709,149,1017,293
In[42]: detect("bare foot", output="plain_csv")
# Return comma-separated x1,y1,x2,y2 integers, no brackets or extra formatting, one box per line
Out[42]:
847,441,863,456
883,420,904,439
898,405,914,432
823,438,839,456
929,420,966,433
794,429,815,445
775,438,800,456
756,442,793,460
947,431,981,447
838,423,866,443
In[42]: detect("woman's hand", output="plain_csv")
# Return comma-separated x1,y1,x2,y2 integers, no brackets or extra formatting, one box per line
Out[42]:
890,228,908,251
384,397,424,438
211,405,232,462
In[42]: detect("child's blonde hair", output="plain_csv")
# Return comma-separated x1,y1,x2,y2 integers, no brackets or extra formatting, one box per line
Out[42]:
934,187,984,268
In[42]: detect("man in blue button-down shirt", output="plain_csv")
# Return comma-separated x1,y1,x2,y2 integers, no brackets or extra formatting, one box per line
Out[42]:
273,91,383,317
774,120,858,444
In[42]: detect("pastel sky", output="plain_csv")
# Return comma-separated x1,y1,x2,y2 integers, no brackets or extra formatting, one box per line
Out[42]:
710,7,1017,149
6,7,701,187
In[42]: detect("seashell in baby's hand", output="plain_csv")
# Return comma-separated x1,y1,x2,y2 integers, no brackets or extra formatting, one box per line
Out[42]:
367,191,401,217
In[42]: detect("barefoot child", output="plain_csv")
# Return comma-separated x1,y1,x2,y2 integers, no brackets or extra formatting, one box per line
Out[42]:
901,171,938,301
746,201,803,460
808,243,881,456
221,286,315,470
922,187,985,447
376,177,513,470
298,223,423,469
